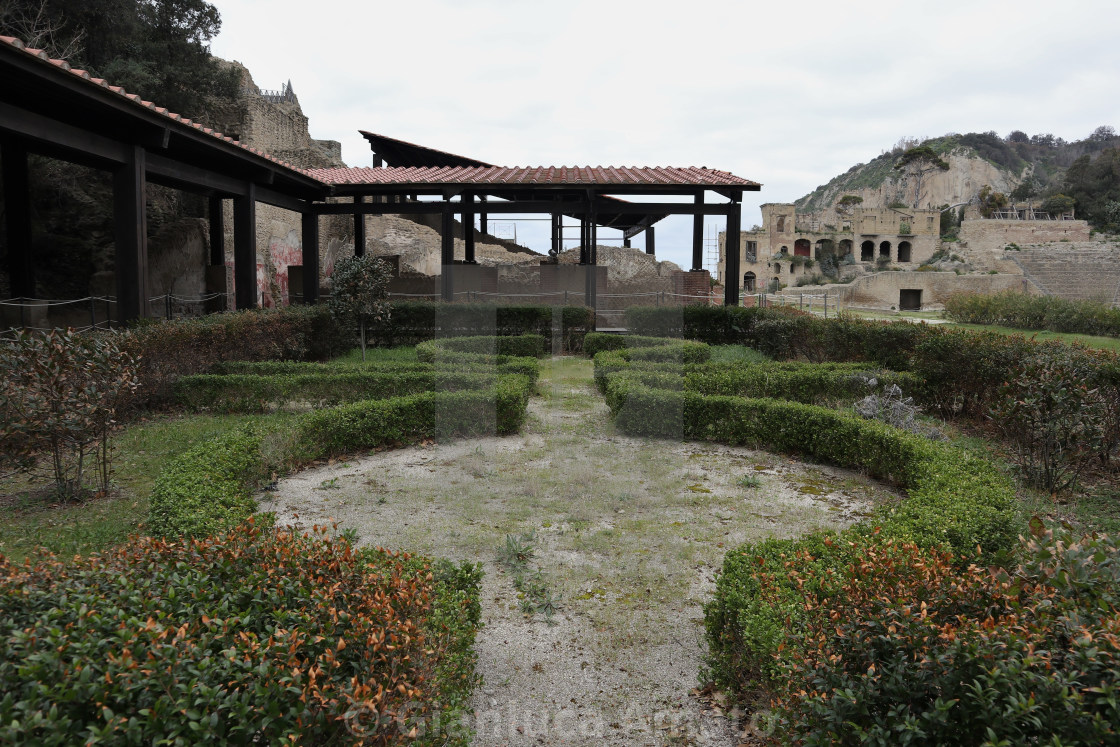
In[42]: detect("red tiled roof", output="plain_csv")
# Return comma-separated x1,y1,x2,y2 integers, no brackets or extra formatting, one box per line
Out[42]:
0,35,323,182
306,165,759,188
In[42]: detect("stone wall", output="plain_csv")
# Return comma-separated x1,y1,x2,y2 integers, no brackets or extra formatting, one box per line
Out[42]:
959,218,1092,252
791,271,1037,310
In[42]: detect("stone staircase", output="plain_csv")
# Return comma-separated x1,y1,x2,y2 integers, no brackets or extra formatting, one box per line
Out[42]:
1008,245,1120,303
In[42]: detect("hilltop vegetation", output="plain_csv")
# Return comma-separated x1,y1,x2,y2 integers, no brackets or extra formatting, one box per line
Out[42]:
798,127,1120,231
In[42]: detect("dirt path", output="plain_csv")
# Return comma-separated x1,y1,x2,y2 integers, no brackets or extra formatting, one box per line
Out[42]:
259,358,897,745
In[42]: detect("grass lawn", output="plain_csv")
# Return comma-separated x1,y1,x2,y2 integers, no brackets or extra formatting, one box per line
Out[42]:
946,322,1120,353
0,412,294,562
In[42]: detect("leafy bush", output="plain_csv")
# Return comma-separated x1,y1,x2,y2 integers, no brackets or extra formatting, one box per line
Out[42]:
0,329,139,497
769,528,1120,745
992,349,1107,492
0,522,481,746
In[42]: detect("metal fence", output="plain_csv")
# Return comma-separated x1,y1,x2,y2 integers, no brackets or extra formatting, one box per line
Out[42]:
0,293,230,335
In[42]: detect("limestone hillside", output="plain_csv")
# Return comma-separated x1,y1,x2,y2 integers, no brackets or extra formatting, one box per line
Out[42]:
796,129,1120,215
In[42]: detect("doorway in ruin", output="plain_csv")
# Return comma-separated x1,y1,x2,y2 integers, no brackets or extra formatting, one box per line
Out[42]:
860,240,874,261
879,241,892,259
743,271,756,292
839,239,853,260
794,239,811,256
898,241,912,262
814,238,834,258
900,289,922,310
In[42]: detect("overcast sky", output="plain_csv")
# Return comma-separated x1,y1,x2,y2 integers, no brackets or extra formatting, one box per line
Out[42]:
210,0,1119,270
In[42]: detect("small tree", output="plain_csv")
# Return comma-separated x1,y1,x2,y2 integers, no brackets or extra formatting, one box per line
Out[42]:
328,254,391,361
893,145,950,208
0,329,139,498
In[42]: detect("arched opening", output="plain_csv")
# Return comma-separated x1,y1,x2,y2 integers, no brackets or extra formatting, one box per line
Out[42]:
794,238,811,257
774,263,781,274
839,239,853,259
776,216,786,232
898,241,912,262
814,239,834,259
879,241,892,259
860,240,874,261
779,245,789,255
743,271,756,292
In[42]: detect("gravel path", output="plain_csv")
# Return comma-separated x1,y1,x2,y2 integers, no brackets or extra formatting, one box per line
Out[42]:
259,357,897,745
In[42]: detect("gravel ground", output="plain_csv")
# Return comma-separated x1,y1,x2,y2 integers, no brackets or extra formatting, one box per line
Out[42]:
259,357,897,746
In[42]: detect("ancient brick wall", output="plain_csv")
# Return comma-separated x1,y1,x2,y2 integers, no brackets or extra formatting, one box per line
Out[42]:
959,219,1092,251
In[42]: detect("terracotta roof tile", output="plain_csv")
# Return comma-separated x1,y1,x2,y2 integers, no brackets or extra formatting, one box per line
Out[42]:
305,165,758,188
0,35,322,183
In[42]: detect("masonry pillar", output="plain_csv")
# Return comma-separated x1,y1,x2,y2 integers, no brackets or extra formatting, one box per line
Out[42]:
301,210,319,304
2,142,34,299
233,183,257,310
113,145,149,323
692,193,704,271
723,202,742,306
353,195,366,256
645,225,656,256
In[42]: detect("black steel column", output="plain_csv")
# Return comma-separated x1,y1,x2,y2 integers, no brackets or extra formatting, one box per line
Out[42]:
208,195,224,265
579,216,589,264
623,234,631,248
113,144,149,323
551,213,561,255
585,205,598,308
440,205,454,301
692,193,704,271
463,193,475,264
479,196,488,236
353,195,365,256
233,182,257,310
1,142,33,299
645,226,656,256
724,202,742,306
301,211,319,304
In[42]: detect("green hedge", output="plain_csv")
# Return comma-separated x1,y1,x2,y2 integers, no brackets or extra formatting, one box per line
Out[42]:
149,375,534,538
416,334,547,359
211,358,540,384
0,522,481,746
582,332,698,357
370,302,594,350
147,428,269,539
945,289,1120,337
173,371,498,413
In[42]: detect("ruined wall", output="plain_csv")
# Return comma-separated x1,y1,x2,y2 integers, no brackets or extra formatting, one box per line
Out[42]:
959,218,1092,252
795,271,1037,310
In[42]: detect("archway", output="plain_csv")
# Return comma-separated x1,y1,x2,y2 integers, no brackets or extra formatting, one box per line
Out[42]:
814,238,834,259
776,216,786,232
898,241,912,262
860,240,874,261
743,271,756,292
794,238,811,257
839,239,853,259
774,263,782,274
879,241,892,259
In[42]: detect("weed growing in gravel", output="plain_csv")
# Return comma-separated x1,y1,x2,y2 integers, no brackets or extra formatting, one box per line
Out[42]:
738,475,762,489
497,532,558,622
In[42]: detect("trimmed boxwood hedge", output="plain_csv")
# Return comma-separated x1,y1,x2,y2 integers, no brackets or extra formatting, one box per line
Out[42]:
595,336,1024,708
369,302,594,349
173,371,498,413
0,522,481,746
416,334,547,359
148,374,534,539
211,358,541,384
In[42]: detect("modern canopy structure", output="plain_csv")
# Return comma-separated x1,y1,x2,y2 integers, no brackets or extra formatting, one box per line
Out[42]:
0,35,760,324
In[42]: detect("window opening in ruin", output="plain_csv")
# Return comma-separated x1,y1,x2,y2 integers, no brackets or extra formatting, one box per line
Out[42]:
860,240,874,261
774,263,781,274
745,241,757,262
743,272,756,292
794,238,811,257
776,216,786,232
814,239,834,259
898,241,912,262
839,239,853,258
879,241,892,259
